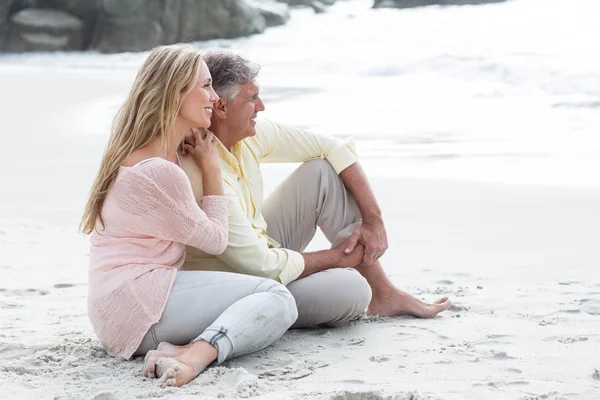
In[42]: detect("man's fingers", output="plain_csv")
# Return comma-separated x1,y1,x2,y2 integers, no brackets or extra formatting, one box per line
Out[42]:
344,231,360,254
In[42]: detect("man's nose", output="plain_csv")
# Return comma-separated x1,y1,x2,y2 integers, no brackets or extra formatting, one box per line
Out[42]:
256,97,265,112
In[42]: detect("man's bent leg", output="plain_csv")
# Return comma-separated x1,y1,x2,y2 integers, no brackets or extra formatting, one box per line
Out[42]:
264,160,371,327
286,268,371,328
264,159,450,319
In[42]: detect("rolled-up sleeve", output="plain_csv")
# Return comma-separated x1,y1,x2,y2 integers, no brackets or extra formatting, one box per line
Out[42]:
254,119,358,173
216,184,304,285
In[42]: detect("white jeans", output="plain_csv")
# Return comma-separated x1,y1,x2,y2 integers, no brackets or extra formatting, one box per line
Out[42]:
135,270,297,362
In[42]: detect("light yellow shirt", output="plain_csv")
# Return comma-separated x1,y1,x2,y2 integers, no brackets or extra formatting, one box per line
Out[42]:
181,119,358,285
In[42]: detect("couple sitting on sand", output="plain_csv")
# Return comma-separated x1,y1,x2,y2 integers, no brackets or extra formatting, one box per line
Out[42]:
80,44,451,388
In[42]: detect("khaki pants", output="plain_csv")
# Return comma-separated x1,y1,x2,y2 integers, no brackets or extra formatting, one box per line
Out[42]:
264,160,372,328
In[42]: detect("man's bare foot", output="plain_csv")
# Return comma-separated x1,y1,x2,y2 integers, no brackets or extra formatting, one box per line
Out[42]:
143,342,190,378
153,340,218,388
367,289,451,318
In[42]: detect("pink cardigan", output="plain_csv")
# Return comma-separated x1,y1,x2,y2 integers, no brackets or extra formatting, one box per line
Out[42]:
87,158,228,359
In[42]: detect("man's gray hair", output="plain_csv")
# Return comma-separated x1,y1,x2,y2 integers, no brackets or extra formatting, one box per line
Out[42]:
203,51,261,101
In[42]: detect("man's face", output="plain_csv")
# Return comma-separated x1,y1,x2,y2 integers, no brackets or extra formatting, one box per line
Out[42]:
226,81,265,142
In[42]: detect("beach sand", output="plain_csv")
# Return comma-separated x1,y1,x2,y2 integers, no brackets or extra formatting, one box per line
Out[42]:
1,65,599,400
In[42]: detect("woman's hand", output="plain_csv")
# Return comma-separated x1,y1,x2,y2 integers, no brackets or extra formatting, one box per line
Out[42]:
182,128,220,171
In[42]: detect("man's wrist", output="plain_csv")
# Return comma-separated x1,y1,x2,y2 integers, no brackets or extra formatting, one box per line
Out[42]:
361,209,383,225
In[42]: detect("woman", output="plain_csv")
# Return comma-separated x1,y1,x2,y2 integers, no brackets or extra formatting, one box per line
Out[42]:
80,44,298,388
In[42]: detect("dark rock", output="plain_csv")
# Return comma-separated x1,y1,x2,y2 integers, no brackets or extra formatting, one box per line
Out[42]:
277,0,337,5
0,0,12,49
93,17,162,53
33,0,99,48
1,0,290,53
247,0,290,27
373,0,507,8
310,1,327,13
6,8,83,51
158,0,182,45
178,0,265,42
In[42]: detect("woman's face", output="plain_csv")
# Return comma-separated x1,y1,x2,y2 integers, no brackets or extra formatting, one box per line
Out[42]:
178,61,219,129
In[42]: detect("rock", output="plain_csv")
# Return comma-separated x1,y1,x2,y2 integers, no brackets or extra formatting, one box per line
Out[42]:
1,0,290,53
90,0,162,52
6,8,84,51
246,0,290,27
178,0,265,42
277,0,337,5
93,17,162,53
310,1,327,13
0,0,12,50
373,0,507,8
33,0,99,47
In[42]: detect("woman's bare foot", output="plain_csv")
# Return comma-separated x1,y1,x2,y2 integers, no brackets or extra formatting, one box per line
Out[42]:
143,342,190,378
153,340,218,388
367,289,452,318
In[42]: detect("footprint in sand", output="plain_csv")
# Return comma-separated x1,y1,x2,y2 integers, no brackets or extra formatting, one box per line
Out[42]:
448,304,469,312
346,338,365,346
579,298,600,316
89,392,119,400
53,283,78,289
368,355,390,363
491,351,515,360
0,343,36,361
330,391,387,400
258,360,328,381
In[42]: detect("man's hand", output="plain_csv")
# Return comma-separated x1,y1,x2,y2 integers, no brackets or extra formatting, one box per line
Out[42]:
343,218,388,266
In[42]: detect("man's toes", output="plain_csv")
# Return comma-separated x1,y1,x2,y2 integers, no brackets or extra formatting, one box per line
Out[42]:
435,297,449,304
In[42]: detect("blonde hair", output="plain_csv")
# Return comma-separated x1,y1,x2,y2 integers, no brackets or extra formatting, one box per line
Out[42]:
80,44,204,235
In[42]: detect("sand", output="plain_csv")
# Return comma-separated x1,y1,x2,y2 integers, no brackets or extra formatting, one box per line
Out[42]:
1,63,599,400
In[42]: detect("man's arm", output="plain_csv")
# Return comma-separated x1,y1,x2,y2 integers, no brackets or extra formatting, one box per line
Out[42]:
339,162,388,266
219,185,364,283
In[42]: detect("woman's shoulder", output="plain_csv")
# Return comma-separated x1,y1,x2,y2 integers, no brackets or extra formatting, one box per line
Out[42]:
119,158,187,187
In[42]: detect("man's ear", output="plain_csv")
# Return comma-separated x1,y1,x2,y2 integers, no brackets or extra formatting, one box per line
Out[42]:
213,98,227,118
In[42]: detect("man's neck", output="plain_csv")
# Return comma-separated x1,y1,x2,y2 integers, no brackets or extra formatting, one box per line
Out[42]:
210,121,239,151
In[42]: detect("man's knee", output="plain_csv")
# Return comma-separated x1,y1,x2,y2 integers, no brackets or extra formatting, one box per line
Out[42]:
289,268,372,328
297,159,337,181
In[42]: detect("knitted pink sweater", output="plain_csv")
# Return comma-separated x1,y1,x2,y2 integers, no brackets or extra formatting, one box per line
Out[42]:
87,158,228,359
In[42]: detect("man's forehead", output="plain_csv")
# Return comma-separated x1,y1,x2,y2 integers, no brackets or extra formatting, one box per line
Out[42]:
241,81,260,94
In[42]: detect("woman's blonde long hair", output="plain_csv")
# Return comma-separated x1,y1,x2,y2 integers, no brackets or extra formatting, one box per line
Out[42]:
80,44,204,235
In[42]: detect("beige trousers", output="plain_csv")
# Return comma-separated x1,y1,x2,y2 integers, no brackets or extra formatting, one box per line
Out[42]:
264,160,372,328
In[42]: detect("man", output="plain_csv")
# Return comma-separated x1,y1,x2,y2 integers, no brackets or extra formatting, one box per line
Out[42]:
180,51,451,328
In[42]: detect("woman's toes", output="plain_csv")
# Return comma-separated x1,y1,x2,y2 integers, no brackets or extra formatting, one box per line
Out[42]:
158,367,178,388
143,354,158,378
156,342,176,354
